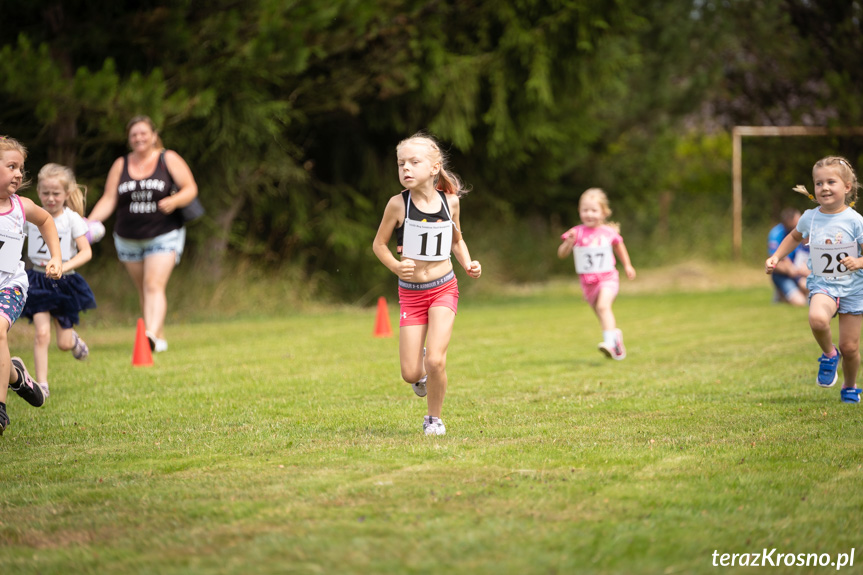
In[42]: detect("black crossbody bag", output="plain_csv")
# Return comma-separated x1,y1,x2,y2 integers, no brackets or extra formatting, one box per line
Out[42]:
160,151,205,223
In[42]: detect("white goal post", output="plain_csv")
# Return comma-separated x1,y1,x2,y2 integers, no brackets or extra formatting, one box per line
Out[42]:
732,126,863,258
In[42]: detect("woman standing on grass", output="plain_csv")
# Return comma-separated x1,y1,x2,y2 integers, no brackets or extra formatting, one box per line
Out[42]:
88,116,198,353
372,132,482,436
767,156,863,403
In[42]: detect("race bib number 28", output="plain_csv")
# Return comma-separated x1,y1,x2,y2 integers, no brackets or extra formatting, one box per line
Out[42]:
810,242,857,277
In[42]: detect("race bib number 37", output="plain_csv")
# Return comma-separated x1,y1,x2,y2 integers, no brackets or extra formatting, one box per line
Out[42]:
810,242,857,277
574,244,614,274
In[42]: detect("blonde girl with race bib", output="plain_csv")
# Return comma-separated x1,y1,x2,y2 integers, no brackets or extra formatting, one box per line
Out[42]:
372,132,482,436
0,137,63,435
766,156,863,403
557,188,636,360
22,164,97,394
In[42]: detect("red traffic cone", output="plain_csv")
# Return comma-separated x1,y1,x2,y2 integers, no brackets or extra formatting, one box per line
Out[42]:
132,318,153,366
373,296,393,338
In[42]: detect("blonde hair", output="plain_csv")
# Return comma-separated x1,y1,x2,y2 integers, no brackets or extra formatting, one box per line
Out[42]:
396,132,468,197
37,163,87,216
579,187,620,231
0,136,30,190
793,156,861,208
126,115,165,151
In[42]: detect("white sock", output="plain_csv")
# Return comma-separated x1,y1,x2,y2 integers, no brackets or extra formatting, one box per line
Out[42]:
603,330,616,346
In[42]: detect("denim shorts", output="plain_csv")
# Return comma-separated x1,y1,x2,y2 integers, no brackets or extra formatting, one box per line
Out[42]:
809,287,863,315
114,228,185,265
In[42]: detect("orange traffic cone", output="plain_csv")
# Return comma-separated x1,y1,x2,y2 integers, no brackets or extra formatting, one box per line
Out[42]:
373,296,393,338
132,318,153,366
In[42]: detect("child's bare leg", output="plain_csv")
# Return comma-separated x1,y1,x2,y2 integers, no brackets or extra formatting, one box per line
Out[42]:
32,312,52,384
399,324,427,385
838,313,862,388
55,321,77,352
809,294,838,354
0,318,10,404
591,289,617,331
424,307,456,419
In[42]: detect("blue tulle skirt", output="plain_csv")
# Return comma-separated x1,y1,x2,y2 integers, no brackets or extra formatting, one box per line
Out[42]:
22,269,97,329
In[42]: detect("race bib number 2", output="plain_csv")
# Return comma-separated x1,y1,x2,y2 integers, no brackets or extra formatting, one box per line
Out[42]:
0,229,25,274
574,244,614,274
810,242,857,277
28,229,72,263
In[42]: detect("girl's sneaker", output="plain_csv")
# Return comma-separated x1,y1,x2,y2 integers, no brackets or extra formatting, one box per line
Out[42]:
72,332,89,360
841,388,862,403
612,329,626,360
0,403,8,435
817,347,840,387
423,415,446,436
412,375,428,397
9,357,44,407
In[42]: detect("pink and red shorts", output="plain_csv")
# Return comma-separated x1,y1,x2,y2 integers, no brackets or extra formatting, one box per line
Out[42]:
398,270,459,326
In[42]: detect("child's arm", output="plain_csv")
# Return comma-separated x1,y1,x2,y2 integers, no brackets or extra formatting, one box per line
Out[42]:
448,196,481,279
613,241,636,280
63,235,92,275
372,195,417,281
22,198,62,279
557,234,575,259
766,229,804,273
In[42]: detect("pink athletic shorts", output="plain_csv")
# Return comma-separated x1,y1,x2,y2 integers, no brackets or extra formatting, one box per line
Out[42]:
398,270,459,326
581,278,619,307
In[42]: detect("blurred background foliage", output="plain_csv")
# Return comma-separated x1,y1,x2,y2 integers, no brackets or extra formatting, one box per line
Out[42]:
1,0,862,306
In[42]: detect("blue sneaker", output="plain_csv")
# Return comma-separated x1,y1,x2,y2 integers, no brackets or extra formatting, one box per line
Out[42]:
817,348,840,387
841,388,862,403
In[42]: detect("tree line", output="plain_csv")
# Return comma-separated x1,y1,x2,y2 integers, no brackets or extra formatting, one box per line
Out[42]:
2,0,861,299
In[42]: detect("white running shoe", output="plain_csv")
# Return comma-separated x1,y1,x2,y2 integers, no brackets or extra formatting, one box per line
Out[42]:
423,416,446,436
412,374,427,397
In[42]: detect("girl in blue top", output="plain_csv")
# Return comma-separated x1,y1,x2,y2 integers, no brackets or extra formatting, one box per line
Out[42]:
766,156,863,403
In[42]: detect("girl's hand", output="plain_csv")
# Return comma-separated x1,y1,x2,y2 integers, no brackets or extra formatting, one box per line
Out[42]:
466,260,482,279
624,265,636,280
45,257,63,280
839,255,863,272
765,256,779,274
396,258,416,281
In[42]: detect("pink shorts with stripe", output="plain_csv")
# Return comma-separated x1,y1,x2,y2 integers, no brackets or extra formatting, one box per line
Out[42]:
398,270,459,326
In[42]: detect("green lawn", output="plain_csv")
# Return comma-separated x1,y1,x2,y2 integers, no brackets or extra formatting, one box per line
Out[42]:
2,282,861,574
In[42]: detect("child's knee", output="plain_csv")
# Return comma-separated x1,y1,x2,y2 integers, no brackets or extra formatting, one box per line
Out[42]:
425,353,446,375
34,326,51,346
839,340,860,359
400,366,423,384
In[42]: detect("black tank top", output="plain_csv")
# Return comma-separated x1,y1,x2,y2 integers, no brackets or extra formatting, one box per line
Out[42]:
395,189,451,254
114,151,183,239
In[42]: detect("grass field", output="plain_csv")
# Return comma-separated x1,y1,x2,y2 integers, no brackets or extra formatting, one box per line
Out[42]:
2,267,862,574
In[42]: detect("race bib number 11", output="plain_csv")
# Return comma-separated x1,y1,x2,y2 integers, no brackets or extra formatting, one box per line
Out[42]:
810,242,857,277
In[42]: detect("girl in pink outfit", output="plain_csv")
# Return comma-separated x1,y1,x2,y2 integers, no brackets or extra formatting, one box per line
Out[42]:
557,188,636,360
